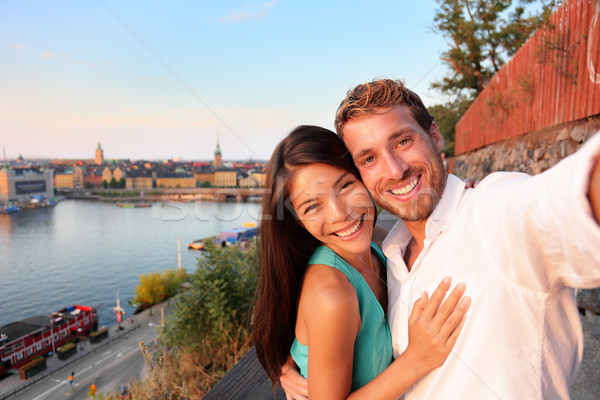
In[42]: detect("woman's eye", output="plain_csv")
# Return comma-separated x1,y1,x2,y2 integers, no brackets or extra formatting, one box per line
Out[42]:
304,204,317,214
340,180,354,191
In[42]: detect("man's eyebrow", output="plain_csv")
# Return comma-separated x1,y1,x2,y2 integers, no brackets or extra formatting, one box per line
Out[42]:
351,129,414,161
353,147,373,162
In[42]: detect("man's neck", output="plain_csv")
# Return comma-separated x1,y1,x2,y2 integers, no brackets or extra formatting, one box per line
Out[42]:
402,219,427,271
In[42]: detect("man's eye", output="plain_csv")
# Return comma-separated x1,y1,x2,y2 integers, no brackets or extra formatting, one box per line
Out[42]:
363,156,374,165
397,138,411,147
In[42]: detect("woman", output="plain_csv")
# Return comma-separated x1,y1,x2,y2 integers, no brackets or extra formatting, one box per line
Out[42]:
253,125,470,399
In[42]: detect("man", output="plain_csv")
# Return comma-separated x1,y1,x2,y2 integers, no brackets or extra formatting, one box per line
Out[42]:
282,79,600,399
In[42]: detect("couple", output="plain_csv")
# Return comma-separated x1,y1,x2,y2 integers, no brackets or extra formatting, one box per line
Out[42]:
254,79,600,399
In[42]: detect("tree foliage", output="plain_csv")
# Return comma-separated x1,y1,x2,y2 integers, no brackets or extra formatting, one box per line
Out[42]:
157,241,259,395
432,0,559,97
429,95,473,155
133,268,189,310
163,241,259,349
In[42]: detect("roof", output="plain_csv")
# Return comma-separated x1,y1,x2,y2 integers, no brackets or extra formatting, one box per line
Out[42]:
0,316,48,343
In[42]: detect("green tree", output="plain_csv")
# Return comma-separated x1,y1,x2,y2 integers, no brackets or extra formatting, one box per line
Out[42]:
163,241,259,349
101,180,108,189
109,177,117,188
118,178,126,188
429,95,473,156
134,272,166,315
431,0,558,97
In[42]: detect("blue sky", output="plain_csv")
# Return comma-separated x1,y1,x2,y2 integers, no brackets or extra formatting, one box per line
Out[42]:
0,0,453,161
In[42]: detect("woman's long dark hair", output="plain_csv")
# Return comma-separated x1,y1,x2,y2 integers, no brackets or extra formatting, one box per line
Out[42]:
253,125,362,387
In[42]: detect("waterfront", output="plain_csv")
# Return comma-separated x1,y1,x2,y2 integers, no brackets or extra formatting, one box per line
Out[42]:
0,199,261,328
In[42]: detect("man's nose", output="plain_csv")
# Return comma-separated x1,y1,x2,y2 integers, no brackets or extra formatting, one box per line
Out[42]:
381,151,409,179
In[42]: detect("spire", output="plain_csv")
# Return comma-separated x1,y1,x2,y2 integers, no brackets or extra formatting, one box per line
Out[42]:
214,129,222,157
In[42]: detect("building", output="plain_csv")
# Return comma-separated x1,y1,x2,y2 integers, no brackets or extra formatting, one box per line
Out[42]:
214,133,222,168
73,166,84,189
251,172,266,187
112,167,125,182
214,169,237,187
126,171,153,190
54,172,74,189
84,168,103,188
95,143,104,165
0,167,54,205
156,175,195,188
102,167,112,183
194,170,215,187
239,176,258,188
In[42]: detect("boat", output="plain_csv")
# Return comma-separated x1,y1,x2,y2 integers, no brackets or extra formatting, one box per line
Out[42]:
116,202,152,208
1,205,19,214
0,305,98,374
187,239,207,250
188,223,258,251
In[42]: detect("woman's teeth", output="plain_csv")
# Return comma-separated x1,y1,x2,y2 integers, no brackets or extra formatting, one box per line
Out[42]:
334,218,363,237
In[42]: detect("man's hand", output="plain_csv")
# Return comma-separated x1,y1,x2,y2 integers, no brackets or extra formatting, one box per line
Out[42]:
280,356,308,400
464,177,479,189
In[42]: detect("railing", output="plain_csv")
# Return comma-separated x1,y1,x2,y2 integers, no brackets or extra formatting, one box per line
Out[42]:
455,0,600,155
0,323,141,400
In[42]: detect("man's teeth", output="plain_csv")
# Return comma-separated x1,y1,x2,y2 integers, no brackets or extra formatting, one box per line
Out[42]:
390,176,419,195
335,218,362,238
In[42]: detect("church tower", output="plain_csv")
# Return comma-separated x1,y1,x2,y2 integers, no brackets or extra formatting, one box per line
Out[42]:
213,132,222,168
95,143,104,165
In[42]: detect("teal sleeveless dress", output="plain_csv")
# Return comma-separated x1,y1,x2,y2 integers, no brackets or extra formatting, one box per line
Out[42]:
290,243,393,391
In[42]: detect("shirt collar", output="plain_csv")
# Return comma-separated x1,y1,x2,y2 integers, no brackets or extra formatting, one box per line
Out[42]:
382,174,466,269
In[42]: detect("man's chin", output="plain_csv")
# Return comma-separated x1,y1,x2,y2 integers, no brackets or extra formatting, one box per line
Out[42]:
377,196,435,222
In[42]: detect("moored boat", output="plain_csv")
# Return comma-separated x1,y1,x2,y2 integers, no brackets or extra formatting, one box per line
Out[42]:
0,305,98,374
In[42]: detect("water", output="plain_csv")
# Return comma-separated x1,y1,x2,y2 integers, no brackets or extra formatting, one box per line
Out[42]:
0,199,261,328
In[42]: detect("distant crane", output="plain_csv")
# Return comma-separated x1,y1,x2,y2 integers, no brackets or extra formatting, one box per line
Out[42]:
113,290,125,329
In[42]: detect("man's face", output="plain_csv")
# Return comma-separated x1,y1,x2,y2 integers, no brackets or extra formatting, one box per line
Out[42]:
341,104,447,221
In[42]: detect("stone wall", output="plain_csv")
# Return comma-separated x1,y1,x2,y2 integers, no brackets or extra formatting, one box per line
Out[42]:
452,115,600,181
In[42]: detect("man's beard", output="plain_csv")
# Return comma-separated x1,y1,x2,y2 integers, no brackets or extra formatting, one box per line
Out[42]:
375,155,447,222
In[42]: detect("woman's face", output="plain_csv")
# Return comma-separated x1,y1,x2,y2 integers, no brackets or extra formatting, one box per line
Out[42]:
289,163,375,258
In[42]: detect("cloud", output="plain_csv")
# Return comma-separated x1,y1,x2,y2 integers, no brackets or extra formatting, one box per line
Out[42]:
8,43,28,50
218,0,279,23
41,52,58,59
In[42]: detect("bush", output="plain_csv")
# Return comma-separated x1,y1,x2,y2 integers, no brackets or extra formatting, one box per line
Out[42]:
159,240,259,397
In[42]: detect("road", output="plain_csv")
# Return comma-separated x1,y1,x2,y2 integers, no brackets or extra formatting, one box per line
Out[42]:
10,305,170,400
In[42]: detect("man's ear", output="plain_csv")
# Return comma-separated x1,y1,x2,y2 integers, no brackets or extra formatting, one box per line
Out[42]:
429,122,444,152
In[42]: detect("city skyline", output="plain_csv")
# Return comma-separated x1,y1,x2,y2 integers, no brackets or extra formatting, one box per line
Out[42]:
1,1,453,160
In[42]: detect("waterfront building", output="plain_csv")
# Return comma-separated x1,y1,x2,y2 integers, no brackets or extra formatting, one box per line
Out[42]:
214,133,223,168
54,172,74,189
126,171,153,190
0,167,54,205
73,166,84,189
95,143,104,165
156,175,195,188
214,169,237,187
194,169,215,187
112,167,125,181
251,172,266,187
239,176,258,188
102,166,113,183
84,168,103,188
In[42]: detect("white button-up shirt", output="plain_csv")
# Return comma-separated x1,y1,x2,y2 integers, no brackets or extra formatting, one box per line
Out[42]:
383,133,600,399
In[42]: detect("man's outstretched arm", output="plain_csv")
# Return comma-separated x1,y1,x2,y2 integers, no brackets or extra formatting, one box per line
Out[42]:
589,156,600,224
